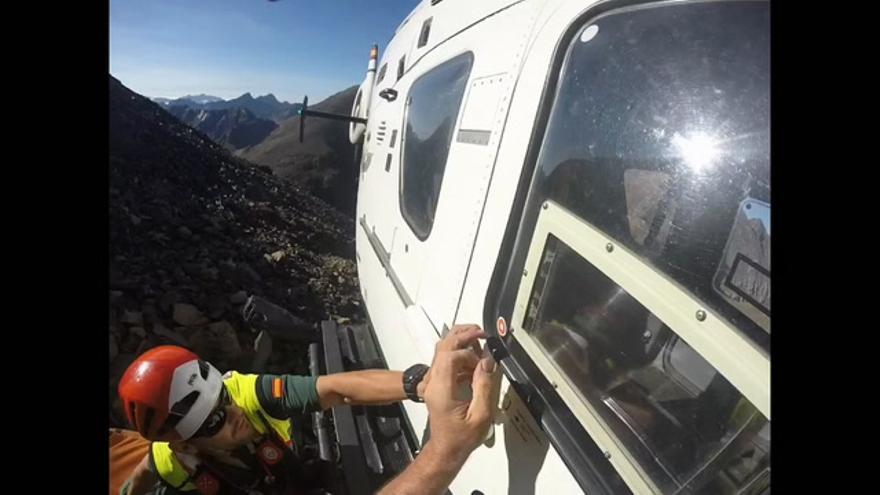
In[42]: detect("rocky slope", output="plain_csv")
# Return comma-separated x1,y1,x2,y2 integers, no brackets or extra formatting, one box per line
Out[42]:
109,74,362,426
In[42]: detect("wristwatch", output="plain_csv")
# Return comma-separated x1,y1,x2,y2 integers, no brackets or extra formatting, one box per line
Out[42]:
402,364,430,402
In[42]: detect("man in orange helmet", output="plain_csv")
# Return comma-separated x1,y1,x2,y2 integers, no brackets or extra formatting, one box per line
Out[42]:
117,324,495,495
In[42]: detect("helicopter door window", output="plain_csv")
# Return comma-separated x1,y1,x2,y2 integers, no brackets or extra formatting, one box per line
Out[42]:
399,52,473,240
516,230,769,494
499,0,770,351
377,63,387,83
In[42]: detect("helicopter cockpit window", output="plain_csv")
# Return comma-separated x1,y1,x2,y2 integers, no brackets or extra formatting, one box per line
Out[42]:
518,0,770,349
400,52,473,240
523,235,770,493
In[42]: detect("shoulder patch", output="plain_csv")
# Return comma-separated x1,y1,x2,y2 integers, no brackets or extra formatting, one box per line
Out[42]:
272,378,283,399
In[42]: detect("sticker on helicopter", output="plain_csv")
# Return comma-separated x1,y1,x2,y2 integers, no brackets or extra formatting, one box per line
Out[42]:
496,317,508,337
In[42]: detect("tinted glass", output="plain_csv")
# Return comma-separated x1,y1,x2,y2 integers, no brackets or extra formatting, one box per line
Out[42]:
400,52,473,239
525,235,770,493
526,1,771,348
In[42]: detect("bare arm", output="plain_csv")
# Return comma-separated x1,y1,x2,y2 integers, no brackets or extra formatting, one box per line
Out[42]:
316,369,425,409
378,325,496,495
377,440,469,495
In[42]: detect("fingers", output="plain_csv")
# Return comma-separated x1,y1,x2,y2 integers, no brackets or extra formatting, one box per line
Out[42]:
455,371,474,384
427,349,481,401
450,324,480,335
432,349,480,383
468,339,482,357
467,356,497,427
437,324,486,353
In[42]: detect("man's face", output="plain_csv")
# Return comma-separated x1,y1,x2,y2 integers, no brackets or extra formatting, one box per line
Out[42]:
182,389,258,452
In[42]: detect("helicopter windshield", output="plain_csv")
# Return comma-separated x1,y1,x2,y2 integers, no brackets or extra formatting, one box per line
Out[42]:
530,0,770,350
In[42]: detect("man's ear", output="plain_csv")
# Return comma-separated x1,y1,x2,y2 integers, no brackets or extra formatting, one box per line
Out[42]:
168,441,197,455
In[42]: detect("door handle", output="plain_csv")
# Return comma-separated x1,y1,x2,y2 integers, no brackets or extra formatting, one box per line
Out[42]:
379,88,398,102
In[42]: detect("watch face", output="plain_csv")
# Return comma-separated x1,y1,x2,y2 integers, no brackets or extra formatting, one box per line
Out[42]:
404,364,428,401
406,364,424,379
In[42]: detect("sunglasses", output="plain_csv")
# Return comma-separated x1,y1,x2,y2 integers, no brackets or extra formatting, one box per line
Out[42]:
192,386,231,439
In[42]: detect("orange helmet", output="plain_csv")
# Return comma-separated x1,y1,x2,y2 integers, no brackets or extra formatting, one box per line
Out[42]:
118,346,224,441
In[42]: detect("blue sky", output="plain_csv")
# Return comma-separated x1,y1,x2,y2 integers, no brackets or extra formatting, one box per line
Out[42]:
110,0,418,103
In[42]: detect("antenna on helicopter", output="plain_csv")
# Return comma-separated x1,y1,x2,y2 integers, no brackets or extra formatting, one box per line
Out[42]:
296,96,367,143
297,44,376,143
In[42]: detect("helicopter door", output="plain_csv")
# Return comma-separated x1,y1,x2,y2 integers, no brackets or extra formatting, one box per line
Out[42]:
389,3,534,334
486,2,771,492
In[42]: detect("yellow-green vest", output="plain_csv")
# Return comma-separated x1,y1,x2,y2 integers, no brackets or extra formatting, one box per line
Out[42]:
151,372,292,491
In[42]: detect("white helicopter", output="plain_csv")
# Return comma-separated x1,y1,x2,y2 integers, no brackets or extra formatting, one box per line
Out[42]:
293,0,771,493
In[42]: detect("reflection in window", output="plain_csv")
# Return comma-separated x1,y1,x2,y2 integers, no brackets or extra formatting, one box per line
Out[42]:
400,52,472,239
524,236,770,493
622,169,676,251
528,1,770,349
713,198,770,332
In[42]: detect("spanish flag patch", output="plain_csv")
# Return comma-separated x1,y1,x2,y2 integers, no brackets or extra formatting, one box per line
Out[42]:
272,378,283,399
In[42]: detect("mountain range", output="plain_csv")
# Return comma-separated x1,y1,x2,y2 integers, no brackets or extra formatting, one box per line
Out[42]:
153,92,303,123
